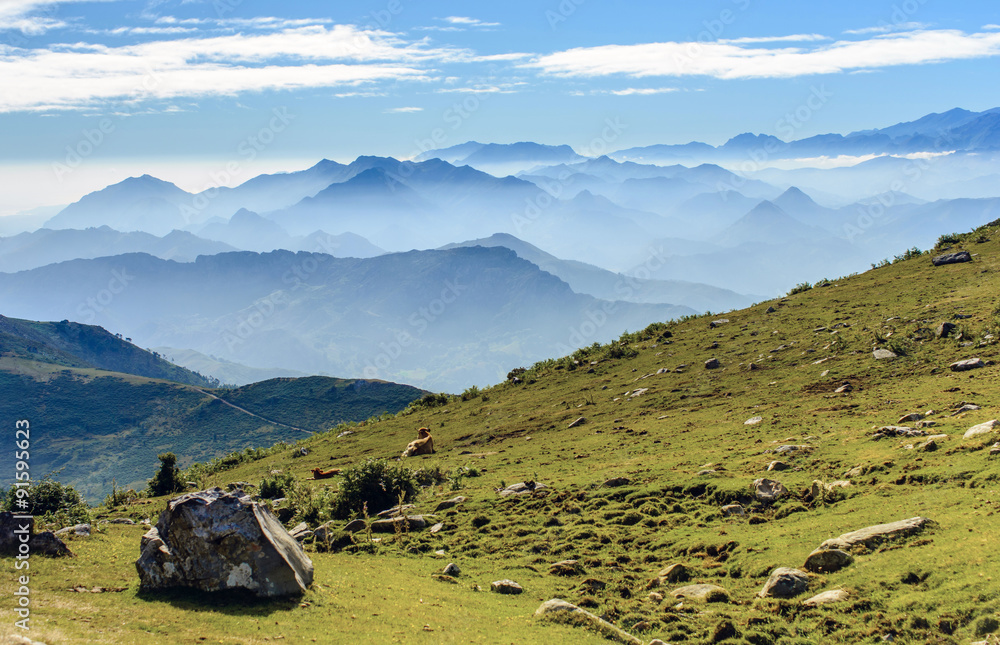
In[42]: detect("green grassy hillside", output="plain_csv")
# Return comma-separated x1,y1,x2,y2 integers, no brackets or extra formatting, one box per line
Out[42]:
0,362,424,501
5,222,1000,644
0,315,216,387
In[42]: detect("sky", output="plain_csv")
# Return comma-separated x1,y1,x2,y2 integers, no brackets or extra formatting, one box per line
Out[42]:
1,0,999,215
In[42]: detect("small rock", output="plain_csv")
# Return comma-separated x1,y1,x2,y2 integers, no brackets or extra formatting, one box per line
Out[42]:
343,519,367,533
568,417,587,428
803,589,849,607
648,592,664,602
497,481,547,497
989,443,1000,457
752,478,787,502
964,420,999,439
370,516,428,533
819,516,932,552
950,357,985,372
873,349,897,360
835,383,853,393
549,560,584,576
433,496,467,512
897,413,923,424
108,518,135,525
721,504,746,517
936,322,958,338
759,567,810,598
767,461,790,472
951,403,981,415
534,599,642,645
803,548,853,573
669,584,729,602
710,319,730,328
705,358,721,370
931,250,972,266
443,562,460,577
603,477,631,487
744,416,763,425
579,578,607,592
766,306,776,313
658,563,689,583
491,579,523,595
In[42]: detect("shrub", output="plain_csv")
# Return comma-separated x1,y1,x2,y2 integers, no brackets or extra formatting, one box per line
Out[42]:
259,472,295,499
602,341,639,360
893,247,923,263
787,282,812,296
3,478,90,525
330,459,418,519
936,232,963,247
461,385,481,401
147,452,184,497
103,479,139,508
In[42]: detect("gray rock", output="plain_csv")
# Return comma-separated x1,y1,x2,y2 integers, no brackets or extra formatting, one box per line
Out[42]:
430,522,445,534
705,357,721,369
498,481,547,497
109,518,136,525
989,443,1000,457
534,599,642,645
135,488,313,597
964,420,999,439
669,583,729,602
950,357,985,372
775,444,812,454
658,563,689,583
433,496,467,512
721,504,746,517
744,416,763,425
377,504,416,518
568,417,586,428
803,548,853,573
766,306,776,313
56,523,91,537
370,515,429,533
603,477,630,487
897,413,923,424
936,322,958,338
873,349,898,360
872,426,927,440
952,403,981,415
288,522,310,541
931,251,972,266
835,383,853,393
549,559,584,576
443,562,460,577
767,461,790,472
759,567,810,598
343,519,367,533
802,589,849,607
491,579,523,594
753,478,787,502
819,516,932,552
0,512,72,557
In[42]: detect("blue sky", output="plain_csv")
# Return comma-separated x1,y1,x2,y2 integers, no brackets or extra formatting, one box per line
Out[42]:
1,0,999,213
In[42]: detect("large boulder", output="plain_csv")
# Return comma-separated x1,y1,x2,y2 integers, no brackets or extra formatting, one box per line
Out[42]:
819,516,932,552
759,567,810,598
135,488,313,597
931,251,972,266
535,599,642,645
0,512,72,557
752,478,787,502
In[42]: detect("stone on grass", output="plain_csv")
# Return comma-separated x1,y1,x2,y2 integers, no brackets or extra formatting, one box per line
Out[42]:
745,416,763,426
767,461,790,472
873,349,897,360
433,496,466,512
936,322,957,338
549,560,584,576
964,420,999,439
950,357,985,372
568,417,586,428
752,478,788,502
803,548,853,573
705,357,721,369
0,512,72,558
835,383,853,393
803,589,850,607
343,519,366,533
55,523,91,537
990,443,1000,457
819,517,932,552
535,599,642,645
443,562,460,577
491,579,523,594
370,515,429,533
498,481,547,497
670,584,729,602
932,251,972,266
658,563,689,583
721,504,746,517
603,477,631,487
897,413,923,424
759,567,810,598
135,488,312,597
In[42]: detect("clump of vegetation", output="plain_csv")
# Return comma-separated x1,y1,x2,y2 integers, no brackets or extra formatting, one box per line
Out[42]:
259,472,295,499
103,478,138,508
2,477,90,526
936,232,963,247
461,385,481,401
787,282,812,295
893,247,923,263
330,459,419,520
182,443,289,482
146,452,184,497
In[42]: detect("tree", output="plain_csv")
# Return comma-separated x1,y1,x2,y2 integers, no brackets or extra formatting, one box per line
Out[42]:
147,452,183,497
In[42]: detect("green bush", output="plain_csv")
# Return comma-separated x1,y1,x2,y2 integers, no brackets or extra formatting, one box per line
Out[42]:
3,478,90,525
330,459,418,520
147,452,184,497
103,479,138,508
461,385,481,401
787,282,812,296
259,472,295,499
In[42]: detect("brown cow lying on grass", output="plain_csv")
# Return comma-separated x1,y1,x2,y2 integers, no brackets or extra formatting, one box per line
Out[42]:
401,427,434,458
311,467,341,479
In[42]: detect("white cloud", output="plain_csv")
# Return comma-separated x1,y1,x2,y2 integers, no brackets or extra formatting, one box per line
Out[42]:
384,106,423,113
843,22,929,35
443,16,500,28
0,0,119,34
720,34,829,44
526,29,1000,80
608,87,678,95
0,25,456,111
984,24,1000,31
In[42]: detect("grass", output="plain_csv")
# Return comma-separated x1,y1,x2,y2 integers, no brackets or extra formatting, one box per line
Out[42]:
2,220,1000,643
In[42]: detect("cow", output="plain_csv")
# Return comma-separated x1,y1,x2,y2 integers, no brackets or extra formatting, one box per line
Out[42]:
401,427,435,458
311,467,341,479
